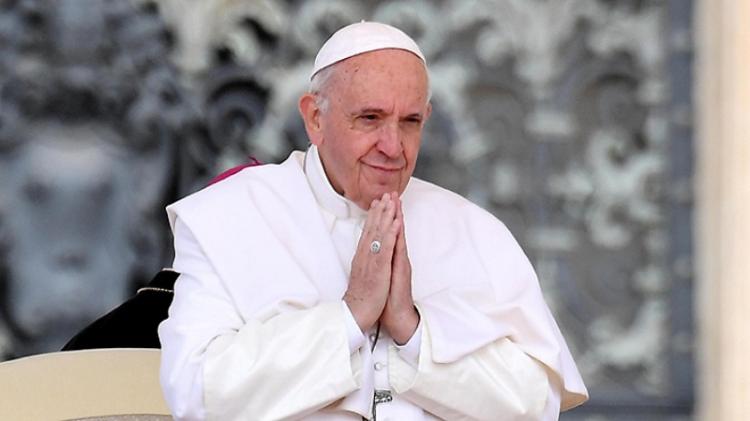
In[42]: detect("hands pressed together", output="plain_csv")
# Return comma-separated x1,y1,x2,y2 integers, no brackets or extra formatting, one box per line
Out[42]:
343,192,419,345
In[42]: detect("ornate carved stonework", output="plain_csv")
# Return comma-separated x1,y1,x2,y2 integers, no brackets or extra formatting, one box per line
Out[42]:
0,0,207,356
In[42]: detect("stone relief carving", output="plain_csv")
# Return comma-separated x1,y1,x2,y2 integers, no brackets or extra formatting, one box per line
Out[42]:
0,0,208,357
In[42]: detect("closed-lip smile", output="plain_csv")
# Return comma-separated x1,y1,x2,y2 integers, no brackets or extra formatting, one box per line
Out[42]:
364,162,402,172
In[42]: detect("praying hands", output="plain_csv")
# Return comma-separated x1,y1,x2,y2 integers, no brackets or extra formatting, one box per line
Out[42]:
343,192,419,344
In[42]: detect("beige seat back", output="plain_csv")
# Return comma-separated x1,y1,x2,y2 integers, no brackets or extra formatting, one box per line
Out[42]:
0,349,170,421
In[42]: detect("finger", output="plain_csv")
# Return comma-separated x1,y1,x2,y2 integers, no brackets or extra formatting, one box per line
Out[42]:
392,217,406,269
378,194,397,234
377,193,399,243
362,198,384,243
370,192,393,230
392,198,410,276
372,194,391,227
365,193,393,241
393,193,402,224
392,193,404,238
379,209,401,256
366,199,399,259
396,222,406,257
398,201,407,251
359,194,395,257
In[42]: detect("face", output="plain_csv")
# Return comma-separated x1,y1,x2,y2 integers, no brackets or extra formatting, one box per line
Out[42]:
1,122,136,353
299,48,431,210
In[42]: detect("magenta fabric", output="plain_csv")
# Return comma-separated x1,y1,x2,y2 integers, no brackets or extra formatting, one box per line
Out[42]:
207,157,263,186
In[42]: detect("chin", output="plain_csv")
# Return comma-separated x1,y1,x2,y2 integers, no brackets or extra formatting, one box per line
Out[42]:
365,187,398,203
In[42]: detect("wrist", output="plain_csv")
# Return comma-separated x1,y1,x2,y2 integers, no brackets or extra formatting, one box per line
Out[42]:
390,307,420,345
343,295,376,332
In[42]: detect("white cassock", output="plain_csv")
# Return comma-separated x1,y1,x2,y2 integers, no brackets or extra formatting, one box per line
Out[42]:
158,146,588,420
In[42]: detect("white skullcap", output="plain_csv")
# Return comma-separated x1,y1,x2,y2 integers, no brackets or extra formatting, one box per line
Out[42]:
310,21,426,80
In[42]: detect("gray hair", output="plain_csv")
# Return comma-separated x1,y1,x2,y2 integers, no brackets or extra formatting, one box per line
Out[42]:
308,65,338,113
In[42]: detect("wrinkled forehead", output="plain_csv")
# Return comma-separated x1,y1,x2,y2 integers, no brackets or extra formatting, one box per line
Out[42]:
328,49,430,107
337,47,427,72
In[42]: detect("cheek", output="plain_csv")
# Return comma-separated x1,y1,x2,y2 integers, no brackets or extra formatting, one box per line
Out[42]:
404,137,421,162
342,143,365,169
348,134,379,161
330,141,368,188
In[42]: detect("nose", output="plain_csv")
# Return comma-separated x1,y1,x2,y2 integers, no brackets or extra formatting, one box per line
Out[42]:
376,121,403,158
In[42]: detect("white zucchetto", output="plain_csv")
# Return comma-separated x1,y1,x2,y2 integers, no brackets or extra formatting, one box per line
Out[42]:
310,21,426,80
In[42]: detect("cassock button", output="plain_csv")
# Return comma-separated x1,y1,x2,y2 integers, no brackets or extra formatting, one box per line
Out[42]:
374,362,385,371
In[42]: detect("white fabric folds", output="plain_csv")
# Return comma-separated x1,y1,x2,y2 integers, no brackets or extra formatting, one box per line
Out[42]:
162,151,588,418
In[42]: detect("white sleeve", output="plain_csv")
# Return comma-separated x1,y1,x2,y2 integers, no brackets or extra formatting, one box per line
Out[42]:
158,218,366,421
393,318,423,369
341,301,368,353
388,321,556,420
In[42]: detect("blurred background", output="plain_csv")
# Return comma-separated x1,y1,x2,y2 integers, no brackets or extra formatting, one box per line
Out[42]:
1,0,747,420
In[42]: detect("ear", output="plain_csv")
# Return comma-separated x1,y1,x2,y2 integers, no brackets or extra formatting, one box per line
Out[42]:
423,101,433,126
298,93,324,146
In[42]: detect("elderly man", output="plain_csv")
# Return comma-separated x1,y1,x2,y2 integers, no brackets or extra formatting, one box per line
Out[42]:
159,22,588,420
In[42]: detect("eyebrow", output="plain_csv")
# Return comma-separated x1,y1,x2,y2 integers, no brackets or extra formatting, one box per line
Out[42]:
352,108,424,119
353,107,386,115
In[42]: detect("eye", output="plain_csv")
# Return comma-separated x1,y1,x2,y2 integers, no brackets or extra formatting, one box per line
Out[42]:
352,113,383,131
401,116,422,127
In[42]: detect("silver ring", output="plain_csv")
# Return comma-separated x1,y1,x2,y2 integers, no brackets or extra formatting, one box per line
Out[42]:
370,240,382,254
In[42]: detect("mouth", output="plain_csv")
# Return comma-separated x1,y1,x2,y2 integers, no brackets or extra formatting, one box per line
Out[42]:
363,162,403,173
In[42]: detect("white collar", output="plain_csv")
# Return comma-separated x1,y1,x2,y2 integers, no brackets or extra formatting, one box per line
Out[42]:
304,145,367,221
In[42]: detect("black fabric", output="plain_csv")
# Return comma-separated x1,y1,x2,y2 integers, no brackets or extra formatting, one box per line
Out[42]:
62,270,179,351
